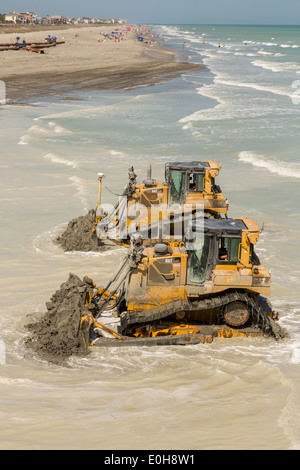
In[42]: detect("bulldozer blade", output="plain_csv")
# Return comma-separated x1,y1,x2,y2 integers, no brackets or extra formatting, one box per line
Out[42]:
93,321,124,341
92,332,213,347
80,313,94,349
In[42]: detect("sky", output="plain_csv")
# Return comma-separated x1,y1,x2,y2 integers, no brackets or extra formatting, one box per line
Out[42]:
1,0,300,25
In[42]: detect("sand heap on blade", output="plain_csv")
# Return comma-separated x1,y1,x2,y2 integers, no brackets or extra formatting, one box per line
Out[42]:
25,273,93,365
55,209,104,252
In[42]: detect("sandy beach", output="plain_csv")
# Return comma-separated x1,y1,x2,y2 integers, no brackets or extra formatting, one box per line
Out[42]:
0,24,203,102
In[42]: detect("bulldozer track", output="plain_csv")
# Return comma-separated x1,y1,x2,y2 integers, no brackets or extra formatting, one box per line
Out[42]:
122,290,278,338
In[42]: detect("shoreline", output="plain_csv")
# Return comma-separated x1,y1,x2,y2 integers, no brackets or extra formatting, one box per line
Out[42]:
0,24,203,102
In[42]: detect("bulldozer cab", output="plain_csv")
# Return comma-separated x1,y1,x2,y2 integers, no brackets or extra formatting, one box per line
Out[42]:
135,216,267,298
94,161,228,247
186,218,260,268
186,218,247,285
165,161,223,206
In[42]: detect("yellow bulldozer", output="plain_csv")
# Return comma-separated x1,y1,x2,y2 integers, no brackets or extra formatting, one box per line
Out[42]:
92,160,229,247
26,160,286,364
80,214,284,348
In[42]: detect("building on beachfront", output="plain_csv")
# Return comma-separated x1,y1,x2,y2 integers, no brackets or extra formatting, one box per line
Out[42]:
4,12,24,23
90,18,101,24
100,18,127,24
45,15,67,24
19,12,36,24
1,12,126,26
71,17,103,24
4,11,37,24
80,17,90,24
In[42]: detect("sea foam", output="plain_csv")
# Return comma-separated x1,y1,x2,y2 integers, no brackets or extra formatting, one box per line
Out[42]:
44,153,78,168
252,60,300,73
18,123,71,145
69,175,91,211
239,151,300,179
214,78,294,99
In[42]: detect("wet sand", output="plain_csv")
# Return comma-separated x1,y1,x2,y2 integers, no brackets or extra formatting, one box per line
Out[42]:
0,24,203,102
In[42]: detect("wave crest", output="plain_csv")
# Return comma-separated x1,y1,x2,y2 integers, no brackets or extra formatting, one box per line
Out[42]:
252,60,300,73
239,151,300,179
44,153,78,168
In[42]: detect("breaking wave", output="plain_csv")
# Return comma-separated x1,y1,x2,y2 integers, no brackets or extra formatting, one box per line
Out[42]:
18,123,72,145
252,60,300,73
238,151,300,179
214,78,295,98
69,175,91,211
257,50,274,56
44,153,78,168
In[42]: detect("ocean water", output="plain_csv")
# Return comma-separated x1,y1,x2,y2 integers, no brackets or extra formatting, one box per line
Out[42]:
0,24,300,450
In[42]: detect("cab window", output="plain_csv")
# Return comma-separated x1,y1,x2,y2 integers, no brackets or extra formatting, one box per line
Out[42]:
188,173,197,191
188,173,205,192
170,170,183,204
218,237,240,263
189,235,210,283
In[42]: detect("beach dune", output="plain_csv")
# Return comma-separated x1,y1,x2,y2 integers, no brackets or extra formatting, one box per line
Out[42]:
0,24,203,101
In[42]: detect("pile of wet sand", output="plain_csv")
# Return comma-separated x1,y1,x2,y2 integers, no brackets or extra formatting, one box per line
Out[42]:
25,273,93,365
25,208,113,364
55,209,104,252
